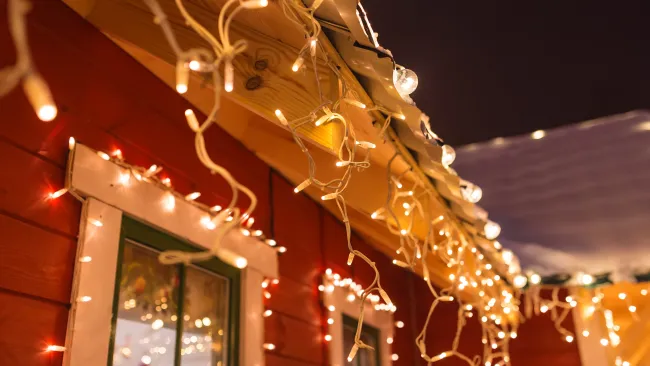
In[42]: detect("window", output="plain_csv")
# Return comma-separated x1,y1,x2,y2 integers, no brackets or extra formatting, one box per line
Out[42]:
322,270,394,366
109,217,240,366
342,315,380,366
64,143,278,366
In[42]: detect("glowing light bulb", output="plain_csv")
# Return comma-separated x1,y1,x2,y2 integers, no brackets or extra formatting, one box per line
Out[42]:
176,61,189,94
292,56,304,72
263,343,275,350
263,309,273,317
355,141,376,149
277,246,287,253
391,354,399,361
460,179,483,203
393,68,418,95
484,220,501,240
309,38,317,56
78,296,92,302
185,109,200,132
324,334,332,342
577,272,594,285
23,73,57,121
327,318,334,325
336,161,350,167
582,330,590,337
275,109,288,126
566,335,574,343
393,113,406,120
294,179,311,193
46,345,66,352
395,321,404,328
347,252,355,265
511,332,517,339
119,171,131,186
538,305,550,315
400,229,408,236
80,256,92,263
629,305,637,313
68,137,76,150
201,216,216,230
441,145,456,167
600,338,609,346
530,273,541,284
321,193,338,201
89,219,103,227
48,188,68,200
185,192,201,201
241,0,268,8
618,293,627,300
97,151,110,160
188,60,201,71
531,130,546,139
163,192,176,212
348,345,359,362
224,61,234,92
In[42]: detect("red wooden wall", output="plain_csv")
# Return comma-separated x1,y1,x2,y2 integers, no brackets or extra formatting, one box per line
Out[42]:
0,1,581,365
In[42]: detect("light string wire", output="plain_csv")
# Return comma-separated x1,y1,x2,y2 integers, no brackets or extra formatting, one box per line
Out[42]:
143,0,393,358
142,0,264,266
0,0,57,121
374,152,521,366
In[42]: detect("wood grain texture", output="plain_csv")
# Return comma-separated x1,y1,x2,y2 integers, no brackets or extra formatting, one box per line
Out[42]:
0,290,69,366
0,214,76,304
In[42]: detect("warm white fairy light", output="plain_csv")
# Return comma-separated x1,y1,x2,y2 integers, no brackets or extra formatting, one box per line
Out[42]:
263,310,273,317
79,256,92,263
263,343,275,350
48,188,68,200
618,292,627,300
78,296,92,302
89,219,103,227
46,345,66,352
97,151,110,161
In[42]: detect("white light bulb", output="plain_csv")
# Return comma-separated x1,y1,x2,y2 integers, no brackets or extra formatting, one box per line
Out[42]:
224,61,234,92
48,188,68,200
391,353,399,361
441,145,456,167
618,292,627,300
292,56,304,72
185,109,200,132
460,179,483,203
484,220,501,240
46,345,66,352
324,334,332,341
513,274,528,289
23,73,57,121
393,68,418,95
163,192,176,212
185,192,201,201
241,0,268,8
530,273,541,284
531,130,546,140
275,109,288,126
176,61,189,94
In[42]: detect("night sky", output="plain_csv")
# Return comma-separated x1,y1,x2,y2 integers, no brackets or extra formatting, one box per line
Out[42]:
362,1,650,146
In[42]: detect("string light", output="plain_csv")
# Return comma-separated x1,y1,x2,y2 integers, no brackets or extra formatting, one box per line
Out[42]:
263,343,275,350
393,67,418,95
46,345,66,352
48,188,68,200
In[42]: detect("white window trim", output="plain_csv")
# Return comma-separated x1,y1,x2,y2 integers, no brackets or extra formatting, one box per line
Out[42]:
63,144,277,366
322,274,394,366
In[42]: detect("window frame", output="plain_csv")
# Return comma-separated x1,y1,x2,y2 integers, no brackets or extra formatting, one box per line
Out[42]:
109,216,241,366
63,143,278,366
322,273,394,366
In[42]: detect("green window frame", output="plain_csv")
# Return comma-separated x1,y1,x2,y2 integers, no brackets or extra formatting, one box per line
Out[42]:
108,216,241,366
342,314,381,366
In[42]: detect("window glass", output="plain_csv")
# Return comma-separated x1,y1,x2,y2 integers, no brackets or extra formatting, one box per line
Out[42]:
180,266,230,365
342,315,380,366
110,217,240,366
112,240,180,366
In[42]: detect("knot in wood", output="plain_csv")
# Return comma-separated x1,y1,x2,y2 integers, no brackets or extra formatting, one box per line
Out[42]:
246,75,263,90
